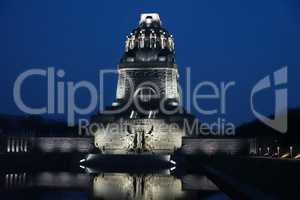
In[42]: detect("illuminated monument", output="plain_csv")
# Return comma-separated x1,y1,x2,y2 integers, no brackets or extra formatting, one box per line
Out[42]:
0,14,254,161
91,13,195,156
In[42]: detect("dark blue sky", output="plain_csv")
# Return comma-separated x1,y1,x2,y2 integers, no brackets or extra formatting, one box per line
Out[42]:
0,0,299,125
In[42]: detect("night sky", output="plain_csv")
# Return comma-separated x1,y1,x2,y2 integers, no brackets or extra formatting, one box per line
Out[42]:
0,0,299,126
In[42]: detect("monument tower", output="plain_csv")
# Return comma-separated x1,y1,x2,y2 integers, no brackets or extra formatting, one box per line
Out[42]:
91,13,195,156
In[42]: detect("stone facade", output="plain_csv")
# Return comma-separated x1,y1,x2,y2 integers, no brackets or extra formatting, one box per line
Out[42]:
94,119,183,154
116,68,179,101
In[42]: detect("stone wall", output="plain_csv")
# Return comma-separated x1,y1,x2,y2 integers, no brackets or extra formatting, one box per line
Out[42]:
181,138,254,155
1,136,255,155
0,136,94,154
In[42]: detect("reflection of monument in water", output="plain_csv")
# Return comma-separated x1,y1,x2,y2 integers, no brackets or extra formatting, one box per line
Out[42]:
1,171,226,200
93,173,184,200
91,13,195,156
